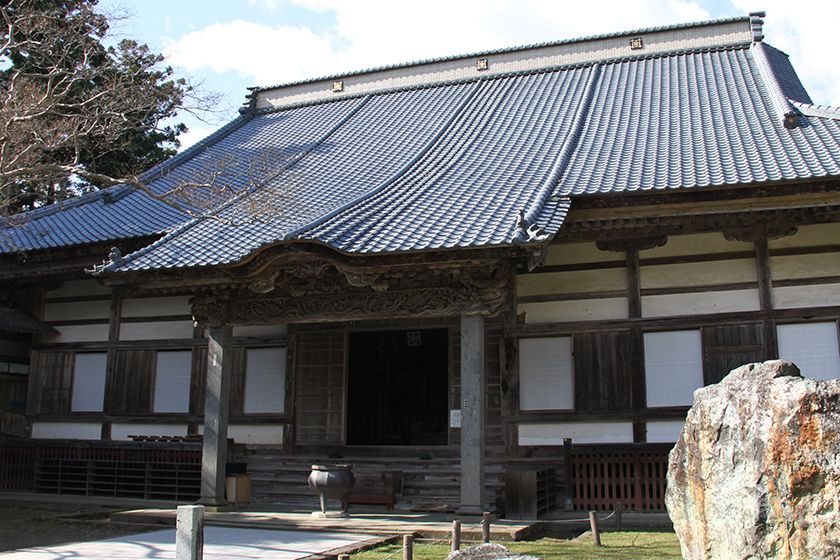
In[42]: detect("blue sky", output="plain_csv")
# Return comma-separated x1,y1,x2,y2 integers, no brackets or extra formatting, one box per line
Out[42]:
98,0,840,149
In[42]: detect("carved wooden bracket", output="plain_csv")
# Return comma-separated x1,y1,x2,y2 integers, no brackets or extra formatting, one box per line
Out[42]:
723,221,798,242
193,263,510,326
596,235,668,252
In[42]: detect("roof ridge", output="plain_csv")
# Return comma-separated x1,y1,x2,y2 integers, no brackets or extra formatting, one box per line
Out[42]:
251,44,751,119
106,95,374,274
791,100,840,120
515,63,602,240
284,81,486,241
0,183,131,225
250,16,751,95
751,41,801,129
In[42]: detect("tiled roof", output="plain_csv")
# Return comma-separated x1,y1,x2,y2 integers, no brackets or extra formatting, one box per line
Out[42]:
2,17,839,273
557,45,840,194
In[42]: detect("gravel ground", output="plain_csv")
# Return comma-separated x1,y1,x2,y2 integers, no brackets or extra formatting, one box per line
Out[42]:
0,503,152,553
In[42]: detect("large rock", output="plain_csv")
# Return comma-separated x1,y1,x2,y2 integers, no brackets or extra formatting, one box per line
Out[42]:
666,360,840,560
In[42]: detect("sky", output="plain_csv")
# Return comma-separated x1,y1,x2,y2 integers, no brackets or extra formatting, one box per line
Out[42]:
97,0,840,150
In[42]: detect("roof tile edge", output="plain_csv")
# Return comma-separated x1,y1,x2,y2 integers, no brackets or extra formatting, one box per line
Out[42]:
256,17,753,110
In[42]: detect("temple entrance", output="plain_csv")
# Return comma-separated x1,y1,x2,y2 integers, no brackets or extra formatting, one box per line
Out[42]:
346,328,449,445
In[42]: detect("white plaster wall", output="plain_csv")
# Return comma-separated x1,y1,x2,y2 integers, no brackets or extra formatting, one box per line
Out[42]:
640,232,753,258
770,253,840,281
121,296,191,318
544,242,618,266
109,423,188,441
519,297,628,323
646,420,685,443
773,284,840,309
120,320,194,340
227,424,285,445
49,324,109,343
32,422,101,440
48,280,111,298
233,325,288,337
640,258,756,289
44,300,110,321
642,289,760,317
517,268,626,297
518,421,634,445
769,223,840,249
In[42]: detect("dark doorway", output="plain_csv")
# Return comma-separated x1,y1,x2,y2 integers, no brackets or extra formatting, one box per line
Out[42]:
347,328,448,445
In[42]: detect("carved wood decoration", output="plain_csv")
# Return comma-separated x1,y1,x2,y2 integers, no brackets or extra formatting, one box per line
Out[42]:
723,220,798,242
191,261,511,326
596,235,668,253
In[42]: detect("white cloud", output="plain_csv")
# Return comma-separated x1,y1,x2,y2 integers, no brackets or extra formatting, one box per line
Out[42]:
730,0,840,106
176,124,220,151
164,19,337,85
162,0,837,106
165,0,712,88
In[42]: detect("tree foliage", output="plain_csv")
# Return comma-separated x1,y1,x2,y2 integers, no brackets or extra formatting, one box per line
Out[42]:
0,0,214,215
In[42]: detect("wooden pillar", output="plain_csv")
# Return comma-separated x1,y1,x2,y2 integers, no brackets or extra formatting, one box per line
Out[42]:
456,313,485,515
755,238,779,358
199,325,233,506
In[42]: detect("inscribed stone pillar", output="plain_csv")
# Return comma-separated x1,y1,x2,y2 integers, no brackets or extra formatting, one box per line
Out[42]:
457,313,485,514
199,325,233,506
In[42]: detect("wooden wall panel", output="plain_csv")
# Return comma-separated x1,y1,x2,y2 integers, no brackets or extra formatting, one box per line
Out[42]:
573,331,636,412
190,347,208,416
107,350,155,415
229,347,247,416
294,331,346,445
27,351,73,415
701,324,767,385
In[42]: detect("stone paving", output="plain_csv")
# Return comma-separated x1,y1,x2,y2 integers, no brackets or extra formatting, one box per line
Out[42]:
0,526,379,560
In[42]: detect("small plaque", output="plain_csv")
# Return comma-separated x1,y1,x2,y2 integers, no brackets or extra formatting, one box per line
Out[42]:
476,58,489,71
332,80,344,92
629,37,644,50
406,331,422,346
450,409,462,428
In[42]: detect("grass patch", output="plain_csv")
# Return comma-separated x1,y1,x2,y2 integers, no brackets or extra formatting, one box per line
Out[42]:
351,533,682,560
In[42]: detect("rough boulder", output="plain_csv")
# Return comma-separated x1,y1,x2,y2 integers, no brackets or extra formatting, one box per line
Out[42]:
666,360,840,560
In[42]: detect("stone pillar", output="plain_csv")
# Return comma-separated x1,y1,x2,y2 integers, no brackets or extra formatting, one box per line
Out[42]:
456,313,485,514
199,325,233,506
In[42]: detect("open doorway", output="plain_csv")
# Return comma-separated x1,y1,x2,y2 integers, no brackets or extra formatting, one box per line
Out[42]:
346,328,449,445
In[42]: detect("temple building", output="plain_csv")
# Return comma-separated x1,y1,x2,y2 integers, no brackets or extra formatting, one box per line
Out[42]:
1,13,839,515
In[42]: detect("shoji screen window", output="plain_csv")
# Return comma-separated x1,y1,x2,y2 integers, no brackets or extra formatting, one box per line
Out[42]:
644,330,704,407
519,337,574,410
777,322,840,381
153,351,192,413
244,348,286,414
71,352,107,412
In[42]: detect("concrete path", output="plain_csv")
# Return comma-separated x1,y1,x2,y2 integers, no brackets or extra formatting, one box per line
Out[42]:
0,527,380,560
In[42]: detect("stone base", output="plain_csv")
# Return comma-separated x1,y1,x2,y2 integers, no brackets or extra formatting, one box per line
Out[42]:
454,505,486,516
311,511,349,518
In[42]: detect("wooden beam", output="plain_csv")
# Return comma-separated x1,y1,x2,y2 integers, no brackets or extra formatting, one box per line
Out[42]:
626,250,641,319
511,305,840,336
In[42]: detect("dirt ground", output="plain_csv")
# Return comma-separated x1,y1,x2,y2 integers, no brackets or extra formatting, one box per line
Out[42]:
0,502,152,552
